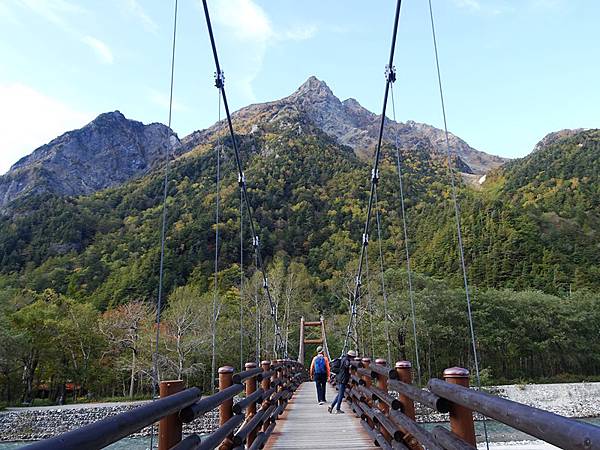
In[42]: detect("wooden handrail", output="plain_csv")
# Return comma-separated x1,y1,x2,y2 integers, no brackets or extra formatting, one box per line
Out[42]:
22,359,306,450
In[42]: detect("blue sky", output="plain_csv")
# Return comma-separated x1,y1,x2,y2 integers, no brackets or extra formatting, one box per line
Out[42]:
0,0,598,174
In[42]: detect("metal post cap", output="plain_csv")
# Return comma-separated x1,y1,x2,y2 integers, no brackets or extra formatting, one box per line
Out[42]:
361,357,371,363
245,362,257,369
443,367,470,378
218,366,235,374
261,360,271,366
395,361,412,369
375,358,387,365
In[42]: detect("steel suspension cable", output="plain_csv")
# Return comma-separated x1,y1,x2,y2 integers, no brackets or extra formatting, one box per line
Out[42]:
343,0,403,354
427,0,489,446
240,181,244,370
374,186,392,364
150,0,178,447
201,0,283,357
364,248,376,358
389,85,422,385
210,90,222,394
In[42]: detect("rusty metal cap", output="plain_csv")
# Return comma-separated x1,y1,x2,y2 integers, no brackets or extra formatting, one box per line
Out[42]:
218,366,234,374
361,357,371,363
375,358,387,365
395,361,412,369
261,360,271,366
443,367,470,378
245,362,257,369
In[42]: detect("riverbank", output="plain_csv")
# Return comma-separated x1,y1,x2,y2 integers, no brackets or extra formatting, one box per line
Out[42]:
417,381,600,422
1,382,599,442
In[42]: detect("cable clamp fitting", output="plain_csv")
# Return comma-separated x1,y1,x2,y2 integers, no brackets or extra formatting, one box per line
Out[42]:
371,168,379,184
271,305,276,316
355,276,362,287
385,65,396,83
214,70,225,88
252,236,259,248
362,233,369,246
263,278,269,289
238,172,246,187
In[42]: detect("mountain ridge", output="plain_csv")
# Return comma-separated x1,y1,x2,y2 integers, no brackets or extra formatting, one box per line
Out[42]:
0,111,182,209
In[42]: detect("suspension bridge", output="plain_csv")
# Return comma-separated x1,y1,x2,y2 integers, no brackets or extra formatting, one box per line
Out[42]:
17,0,600,449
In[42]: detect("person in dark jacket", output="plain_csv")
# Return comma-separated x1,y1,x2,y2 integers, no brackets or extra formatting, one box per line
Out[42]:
328,349,357,414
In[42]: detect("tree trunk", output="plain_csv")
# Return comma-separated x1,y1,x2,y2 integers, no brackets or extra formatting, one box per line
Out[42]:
129,348,136,398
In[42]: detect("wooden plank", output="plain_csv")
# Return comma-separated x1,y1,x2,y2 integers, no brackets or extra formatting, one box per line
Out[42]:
303,339,323,345
265,382,377,449
303,321,321,327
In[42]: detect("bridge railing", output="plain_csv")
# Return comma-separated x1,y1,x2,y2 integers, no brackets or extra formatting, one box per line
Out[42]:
22,359,306,450
344,357,600,450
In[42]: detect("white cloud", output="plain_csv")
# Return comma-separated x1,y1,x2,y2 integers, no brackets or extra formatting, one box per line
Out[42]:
14,0,85,32
0,83,93,174
125,0,158,33
453,0,481,11
283,24,318,41
81,36,114,64
212,0,273,42
207,0,317,102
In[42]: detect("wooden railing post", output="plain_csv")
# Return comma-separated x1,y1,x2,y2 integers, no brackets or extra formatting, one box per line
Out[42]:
443,367,476,446
375,358,392,442
262,360,273,432
158,380,184,450
245,362,258,447
277,359,285,411
395,361,416,420
218,366,235,450
361,357,374,428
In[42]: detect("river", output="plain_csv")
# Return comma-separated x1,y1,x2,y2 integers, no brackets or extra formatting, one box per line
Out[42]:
2,418,599,449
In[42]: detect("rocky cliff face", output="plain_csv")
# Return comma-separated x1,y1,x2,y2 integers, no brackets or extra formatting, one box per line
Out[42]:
184,76,507,174
0,111,181,208
2,77,506,210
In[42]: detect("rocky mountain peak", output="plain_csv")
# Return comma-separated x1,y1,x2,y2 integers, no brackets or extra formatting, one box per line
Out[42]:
291,76,335,101
0,111,182,209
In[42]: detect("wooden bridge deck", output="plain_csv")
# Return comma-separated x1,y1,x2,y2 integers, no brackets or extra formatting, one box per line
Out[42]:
265,382,377,449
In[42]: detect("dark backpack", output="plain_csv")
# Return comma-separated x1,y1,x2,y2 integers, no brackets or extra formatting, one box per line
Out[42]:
330,357,342,374
314,355,326,374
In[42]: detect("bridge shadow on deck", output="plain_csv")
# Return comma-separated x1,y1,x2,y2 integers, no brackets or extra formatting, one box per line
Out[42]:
265,382,377,449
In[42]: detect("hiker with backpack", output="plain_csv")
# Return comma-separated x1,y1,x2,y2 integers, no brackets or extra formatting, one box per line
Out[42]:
309,346,330,404
328,349,356,414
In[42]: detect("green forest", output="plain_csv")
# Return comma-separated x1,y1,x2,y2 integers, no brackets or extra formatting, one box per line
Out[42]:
1,119,599,405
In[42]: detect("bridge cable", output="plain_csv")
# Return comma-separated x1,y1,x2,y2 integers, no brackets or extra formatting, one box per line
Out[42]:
374,186,392,364
364,248,376,358
427,0,490,446
389,85,422,386
240,176,244,370
210,90,223,394
150,0,178,447
342,0,403,354
201,0,284,358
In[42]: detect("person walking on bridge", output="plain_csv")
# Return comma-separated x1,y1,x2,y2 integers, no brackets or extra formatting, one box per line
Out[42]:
310,346,330,405
328,349,356,414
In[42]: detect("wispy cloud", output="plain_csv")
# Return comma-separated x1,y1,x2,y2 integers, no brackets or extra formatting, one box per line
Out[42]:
6,0,115,64
15,0,86,31
453,0,481,12
283,24,318,41
0,82,92,174
125,0,158,33
81,36,114,64
207,0,317,102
